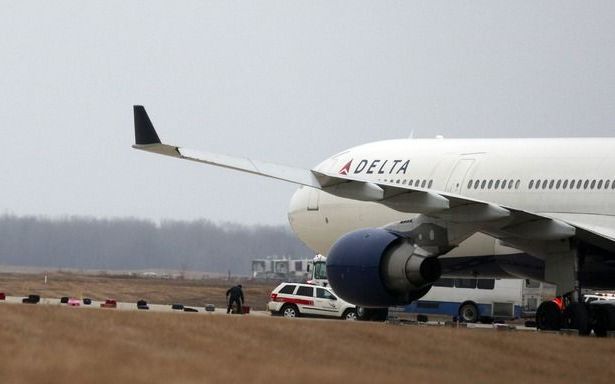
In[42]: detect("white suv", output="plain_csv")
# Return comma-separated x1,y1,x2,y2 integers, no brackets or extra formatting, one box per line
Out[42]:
268,282,357,320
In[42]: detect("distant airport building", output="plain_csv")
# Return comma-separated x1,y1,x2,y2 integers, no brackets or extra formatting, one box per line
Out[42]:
251,258,311,282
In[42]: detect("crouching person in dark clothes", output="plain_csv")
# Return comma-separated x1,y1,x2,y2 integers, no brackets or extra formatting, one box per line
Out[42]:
226,284,244,314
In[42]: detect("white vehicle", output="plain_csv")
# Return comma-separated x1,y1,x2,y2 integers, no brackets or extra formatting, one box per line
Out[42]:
403,278,523,323
133,106,615,334
267,282,357,320
583,293,615,304
306,254,328,287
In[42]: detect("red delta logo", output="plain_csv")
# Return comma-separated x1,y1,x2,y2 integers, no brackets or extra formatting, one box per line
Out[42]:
338,158,410,175
339,160,353,175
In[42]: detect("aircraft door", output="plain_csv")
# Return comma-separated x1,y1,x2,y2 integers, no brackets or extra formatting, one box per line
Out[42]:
307,188,319,211
445,159,475,194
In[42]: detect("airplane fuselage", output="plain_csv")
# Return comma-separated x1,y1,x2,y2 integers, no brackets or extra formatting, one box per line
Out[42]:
288,137,615,262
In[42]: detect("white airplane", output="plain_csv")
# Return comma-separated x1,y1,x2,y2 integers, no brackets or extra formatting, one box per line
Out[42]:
133,105,615,333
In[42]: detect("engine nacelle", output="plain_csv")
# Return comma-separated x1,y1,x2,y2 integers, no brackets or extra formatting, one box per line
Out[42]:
326,228,441,307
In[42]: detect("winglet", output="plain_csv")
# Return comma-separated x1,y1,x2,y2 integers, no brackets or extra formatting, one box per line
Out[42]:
133,105,161,145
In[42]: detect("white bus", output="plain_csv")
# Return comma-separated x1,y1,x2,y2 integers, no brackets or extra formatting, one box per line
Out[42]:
402,278,523,323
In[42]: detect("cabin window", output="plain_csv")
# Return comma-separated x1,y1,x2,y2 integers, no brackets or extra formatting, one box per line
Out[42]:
508,180,514,189
428,180,433,188
577,180,583,189
481,180,486,189
590,180,596,189
584,180,589,189
494,180,500,189
421,180,427,188
515,180,520,189
528,180,534,189
468,180,473,189
474,180,480,189
556,180,561,189
548,180,554,189
562,180,568,189
598,180,603,189
488,180,493,189
605,180,611,189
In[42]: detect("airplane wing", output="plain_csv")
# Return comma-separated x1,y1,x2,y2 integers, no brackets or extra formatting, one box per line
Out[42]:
132,106,320,188
132,105,614,251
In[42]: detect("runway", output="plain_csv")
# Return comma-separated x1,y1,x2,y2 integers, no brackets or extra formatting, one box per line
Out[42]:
0,294,543,333
2,295,270,316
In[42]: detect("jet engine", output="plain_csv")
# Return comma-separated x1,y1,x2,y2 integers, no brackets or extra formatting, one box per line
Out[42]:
326,228,441,307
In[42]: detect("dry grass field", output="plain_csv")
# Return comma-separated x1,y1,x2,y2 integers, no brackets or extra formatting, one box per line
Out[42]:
0,303,614,384
1,272,615,383
0,272,278,309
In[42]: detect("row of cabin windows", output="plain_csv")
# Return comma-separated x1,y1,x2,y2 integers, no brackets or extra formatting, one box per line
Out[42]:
528,179,615,190
466,179,521,190
381,179,434,188
382,177,615,192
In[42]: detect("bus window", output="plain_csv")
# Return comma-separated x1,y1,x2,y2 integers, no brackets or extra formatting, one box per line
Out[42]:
432,278,454,287
455,278,477,289
477,279,495,290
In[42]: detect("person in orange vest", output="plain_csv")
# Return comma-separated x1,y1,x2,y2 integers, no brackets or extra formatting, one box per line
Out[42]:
552,296,565,311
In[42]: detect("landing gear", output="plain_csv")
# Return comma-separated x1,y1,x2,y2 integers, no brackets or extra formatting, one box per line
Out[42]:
535,243,615,336
536,295,615,336
356,307,389,322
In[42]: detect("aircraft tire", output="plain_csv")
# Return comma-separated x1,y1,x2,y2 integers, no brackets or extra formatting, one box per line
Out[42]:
591,306,609,337
562,302,590,335
536,301,562,331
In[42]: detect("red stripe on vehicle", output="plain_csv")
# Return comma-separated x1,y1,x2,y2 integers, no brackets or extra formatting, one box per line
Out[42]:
276,297,313,306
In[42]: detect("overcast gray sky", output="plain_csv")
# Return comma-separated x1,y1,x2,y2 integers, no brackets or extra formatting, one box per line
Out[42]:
0,1,614,225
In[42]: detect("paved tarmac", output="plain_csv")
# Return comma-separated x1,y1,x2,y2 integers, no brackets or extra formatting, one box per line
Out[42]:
1,294,546,334
1,295,271,316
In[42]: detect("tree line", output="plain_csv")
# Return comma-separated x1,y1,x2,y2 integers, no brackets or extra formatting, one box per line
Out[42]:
0,215,314,275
